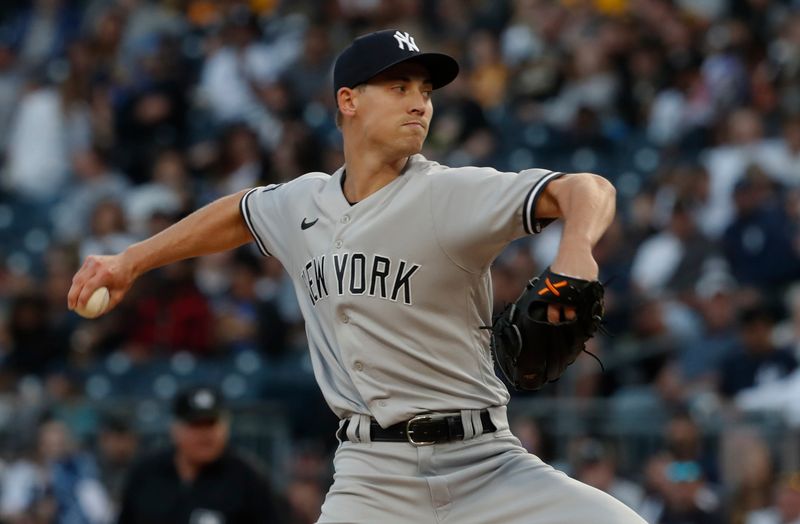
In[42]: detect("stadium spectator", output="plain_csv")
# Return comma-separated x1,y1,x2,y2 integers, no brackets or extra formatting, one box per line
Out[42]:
122,258,214,359
639,419,724,523
3,291,66,378
630,198,716,297
117,385,287,524
0,416,113,524
509,415,545,457
773,283,800,361
6,0,81,69
52,146,130,245
124,148,189,238
746,472,800,524
720,427,776,524
4,71,83,201
197,8,297,149
719,303,797,398
113,33,190,183
570,437,646,514
657,460,724,524
638,453,672,524
95,412,139,510
280,22,334,105
757,116,800,187
774,474,800,524
678,266,740,393
662,411,718,484
0,34,22,156
722,169,800,290
79,198,137,262
213,248,289,357
283,444,330,524
202,123,267,203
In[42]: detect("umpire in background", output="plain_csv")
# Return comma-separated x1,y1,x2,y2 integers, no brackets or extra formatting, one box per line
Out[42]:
117,385,287,524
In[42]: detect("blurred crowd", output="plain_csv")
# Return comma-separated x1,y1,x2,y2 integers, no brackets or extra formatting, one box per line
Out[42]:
0,0,800,522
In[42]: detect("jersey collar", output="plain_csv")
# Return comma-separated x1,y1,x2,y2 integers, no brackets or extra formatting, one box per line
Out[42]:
324,155,421,214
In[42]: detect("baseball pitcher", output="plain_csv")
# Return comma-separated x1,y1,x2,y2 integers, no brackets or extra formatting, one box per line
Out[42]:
69,30,646,524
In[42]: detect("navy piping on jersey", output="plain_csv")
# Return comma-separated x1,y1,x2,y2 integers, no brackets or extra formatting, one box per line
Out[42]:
522,171,564,235
240,187,272,256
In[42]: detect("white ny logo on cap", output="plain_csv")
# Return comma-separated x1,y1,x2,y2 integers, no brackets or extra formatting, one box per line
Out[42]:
393,31,419,52
190,509,225,524
192,389,214,408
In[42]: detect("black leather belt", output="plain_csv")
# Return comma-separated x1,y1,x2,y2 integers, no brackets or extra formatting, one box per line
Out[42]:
337,410,497,446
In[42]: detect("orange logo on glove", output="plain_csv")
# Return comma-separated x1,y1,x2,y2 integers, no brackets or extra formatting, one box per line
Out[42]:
537,278,568,297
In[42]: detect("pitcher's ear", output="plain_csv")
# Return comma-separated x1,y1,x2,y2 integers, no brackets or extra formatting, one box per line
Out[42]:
337,87,359,118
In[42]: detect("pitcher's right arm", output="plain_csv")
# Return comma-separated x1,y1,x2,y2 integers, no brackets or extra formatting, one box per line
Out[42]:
67,189,253,315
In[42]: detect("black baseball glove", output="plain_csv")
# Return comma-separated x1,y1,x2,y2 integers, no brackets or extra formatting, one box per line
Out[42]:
486,267,605,391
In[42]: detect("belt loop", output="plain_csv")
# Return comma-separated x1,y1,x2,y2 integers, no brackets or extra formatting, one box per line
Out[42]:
336,419,346,444
358,414,372,444
460,409,474,441
471,409,484,437
346,415,360,443
488,405,509,433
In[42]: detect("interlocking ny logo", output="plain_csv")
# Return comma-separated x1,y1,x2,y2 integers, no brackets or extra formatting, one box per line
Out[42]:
393,31,419,52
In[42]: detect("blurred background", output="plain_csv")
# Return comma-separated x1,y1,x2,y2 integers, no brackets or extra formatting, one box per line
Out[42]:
0,0,800,522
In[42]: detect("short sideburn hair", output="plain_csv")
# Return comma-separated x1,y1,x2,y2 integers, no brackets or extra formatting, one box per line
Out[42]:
335,84,366,129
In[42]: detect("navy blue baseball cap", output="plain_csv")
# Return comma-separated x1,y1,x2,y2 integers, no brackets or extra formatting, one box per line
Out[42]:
333,29,459,102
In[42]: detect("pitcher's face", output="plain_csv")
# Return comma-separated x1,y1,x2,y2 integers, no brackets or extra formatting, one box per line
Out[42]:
350,62,434,156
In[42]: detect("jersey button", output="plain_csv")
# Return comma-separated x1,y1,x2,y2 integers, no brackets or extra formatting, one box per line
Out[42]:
353,361,363,372
340,215,350,224
335,240,343,249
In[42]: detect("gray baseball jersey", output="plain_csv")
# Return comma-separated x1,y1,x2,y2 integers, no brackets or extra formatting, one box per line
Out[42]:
240,154,563,428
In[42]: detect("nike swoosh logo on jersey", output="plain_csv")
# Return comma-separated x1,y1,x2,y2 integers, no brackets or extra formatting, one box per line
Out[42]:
301,217,319,230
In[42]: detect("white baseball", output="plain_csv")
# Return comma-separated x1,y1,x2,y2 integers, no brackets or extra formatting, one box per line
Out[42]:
75,286,110,319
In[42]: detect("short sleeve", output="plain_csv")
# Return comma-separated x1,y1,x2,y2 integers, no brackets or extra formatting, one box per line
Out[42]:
239,183,286,258
430,167,563,272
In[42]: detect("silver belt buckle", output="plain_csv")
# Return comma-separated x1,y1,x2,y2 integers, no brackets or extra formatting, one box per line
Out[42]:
406,415,435,446
406,412,460,446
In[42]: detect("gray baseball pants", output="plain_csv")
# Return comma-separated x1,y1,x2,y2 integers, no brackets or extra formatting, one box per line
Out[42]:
318,406,646,523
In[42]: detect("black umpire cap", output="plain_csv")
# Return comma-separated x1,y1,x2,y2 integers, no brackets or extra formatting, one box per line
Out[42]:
332,29,460,101
172,385,227,423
